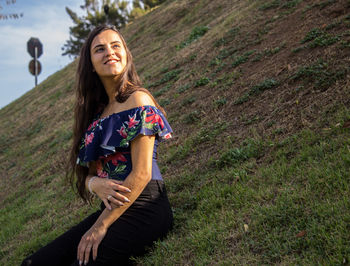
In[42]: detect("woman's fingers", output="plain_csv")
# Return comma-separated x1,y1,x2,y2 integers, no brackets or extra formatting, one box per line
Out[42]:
109,196,125,207
111,182,131,193
83,244,92,265
77,236,99,264
103,199,112,211
92,243,98,261
77,237,87,264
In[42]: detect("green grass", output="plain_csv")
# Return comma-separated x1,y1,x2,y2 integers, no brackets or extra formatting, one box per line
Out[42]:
153,84,172,97
181,96,196,106
2,0,350,264
136,107,350,264
301,28,340,48
213,97,227,108
147,69,182,88
177,83,191,93
194,77,210,87
289,59,347,90
235,78,279,104
312,0,337,10
232,50,255,67
177,25,209,49
259,0,303,11
214,27,240,47
183,110,200,124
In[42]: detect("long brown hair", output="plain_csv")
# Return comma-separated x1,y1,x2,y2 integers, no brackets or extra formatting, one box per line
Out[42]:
67,25,164,202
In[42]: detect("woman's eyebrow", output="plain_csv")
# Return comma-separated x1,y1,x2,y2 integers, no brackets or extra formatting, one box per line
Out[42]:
110,41,122,45
93,44,104,50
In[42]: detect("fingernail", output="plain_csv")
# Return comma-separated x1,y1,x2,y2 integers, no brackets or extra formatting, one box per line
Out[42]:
126,189,131,192
108,206,112,210
79,261,82,265
84,261,87,265
120,203,124,206
125,198,130,202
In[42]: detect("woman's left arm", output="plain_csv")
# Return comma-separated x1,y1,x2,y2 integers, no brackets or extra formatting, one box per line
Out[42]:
77,134,155,265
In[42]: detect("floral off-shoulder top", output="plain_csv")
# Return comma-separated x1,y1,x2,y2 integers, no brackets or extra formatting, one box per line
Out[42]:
77,105,173,181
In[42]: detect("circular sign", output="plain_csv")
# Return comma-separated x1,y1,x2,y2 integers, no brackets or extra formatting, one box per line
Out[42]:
28,59,42,76
27,37,43,58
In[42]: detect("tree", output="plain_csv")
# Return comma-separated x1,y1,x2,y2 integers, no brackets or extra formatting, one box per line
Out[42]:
62,0,166,58
62,0,130,58
0,0,23,20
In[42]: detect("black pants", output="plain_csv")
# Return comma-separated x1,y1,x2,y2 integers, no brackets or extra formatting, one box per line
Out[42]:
22,180,173,266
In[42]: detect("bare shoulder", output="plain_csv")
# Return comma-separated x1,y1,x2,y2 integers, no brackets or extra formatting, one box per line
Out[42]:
128,90,156,107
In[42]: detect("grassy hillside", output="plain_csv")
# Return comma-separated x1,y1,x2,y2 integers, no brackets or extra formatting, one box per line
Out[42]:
1,0,350,264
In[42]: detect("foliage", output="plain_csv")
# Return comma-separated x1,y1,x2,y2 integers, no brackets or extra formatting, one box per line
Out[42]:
177,25,210,49
148,69,182,88
0,0,23,20
232,50,255,67
259,0,302,10
290,59,347,90
235,78,279,104
62,0,166,57
194,77,210,87
301,28,340,49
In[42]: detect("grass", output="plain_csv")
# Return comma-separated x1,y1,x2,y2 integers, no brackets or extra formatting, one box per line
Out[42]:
214,27,240,47
235,78,279,104
194,77,210,87
289,59,347,90
177,83,191,93
213,97,227,108
2,0,350,264
259,0,303,11
312,0,337,10
153,84,172,97
183,110,200,124
301,28,340,48
181,96,196,106
232,50,255,67
148,69,182,88
138,107,350,264
177,25,209,49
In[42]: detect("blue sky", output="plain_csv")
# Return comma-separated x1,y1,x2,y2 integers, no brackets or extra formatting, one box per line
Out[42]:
0,0,85,108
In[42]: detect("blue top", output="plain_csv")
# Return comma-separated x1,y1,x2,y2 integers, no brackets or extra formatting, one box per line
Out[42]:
77,105,173,181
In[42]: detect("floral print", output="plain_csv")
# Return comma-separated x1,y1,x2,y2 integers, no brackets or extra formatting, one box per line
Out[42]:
77,105,172,181
84,132,94,147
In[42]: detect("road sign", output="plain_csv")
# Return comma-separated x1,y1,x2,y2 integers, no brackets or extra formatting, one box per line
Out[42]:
27,37,43,58
28,59,42,76
27,37,43,86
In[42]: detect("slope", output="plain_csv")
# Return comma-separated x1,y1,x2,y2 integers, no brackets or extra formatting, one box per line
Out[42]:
1,0,350,264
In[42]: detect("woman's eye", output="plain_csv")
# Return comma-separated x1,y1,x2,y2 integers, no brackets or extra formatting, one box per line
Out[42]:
96,47,104,52
113,44,120,49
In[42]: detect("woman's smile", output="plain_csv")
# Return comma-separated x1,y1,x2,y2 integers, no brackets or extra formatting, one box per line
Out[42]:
90,29,127,78
104,58,120,65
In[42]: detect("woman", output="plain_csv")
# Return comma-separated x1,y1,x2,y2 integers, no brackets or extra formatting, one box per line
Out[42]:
22,25,173,266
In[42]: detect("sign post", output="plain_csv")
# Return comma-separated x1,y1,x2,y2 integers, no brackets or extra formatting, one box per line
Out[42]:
27,37,43,86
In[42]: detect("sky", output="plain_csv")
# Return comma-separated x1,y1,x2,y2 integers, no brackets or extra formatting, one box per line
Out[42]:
0,0,85,109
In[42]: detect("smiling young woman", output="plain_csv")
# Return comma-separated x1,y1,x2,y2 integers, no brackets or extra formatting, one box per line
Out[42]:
21,25,173,266
90,30,127,79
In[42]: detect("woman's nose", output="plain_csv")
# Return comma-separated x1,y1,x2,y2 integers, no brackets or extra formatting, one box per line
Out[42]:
105,45,115,56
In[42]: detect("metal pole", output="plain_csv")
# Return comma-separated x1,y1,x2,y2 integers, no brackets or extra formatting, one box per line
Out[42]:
35,46,38,86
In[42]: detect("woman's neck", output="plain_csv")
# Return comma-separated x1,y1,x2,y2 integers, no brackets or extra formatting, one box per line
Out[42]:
101,76,120,104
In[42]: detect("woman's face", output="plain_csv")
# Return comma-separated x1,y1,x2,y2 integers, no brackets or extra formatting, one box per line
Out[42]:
90,29,127,79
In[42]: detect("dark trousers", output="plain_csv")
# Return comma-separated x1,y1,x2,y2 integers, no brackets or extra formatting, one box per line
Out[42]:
22,180,173,266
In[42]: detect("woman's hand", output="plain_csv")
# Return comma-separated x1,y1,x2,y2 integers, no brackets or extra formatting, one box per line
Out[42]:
90,177,131,210
77,224,107,265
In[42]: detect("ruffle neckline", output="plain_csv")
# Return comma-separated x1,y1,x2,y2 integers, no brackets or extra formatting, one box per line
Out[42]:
77,105,172,166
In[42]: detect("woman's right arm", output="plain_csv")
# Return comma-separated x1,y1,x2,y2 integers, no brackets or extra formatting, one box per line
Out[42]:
85,162,131,210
